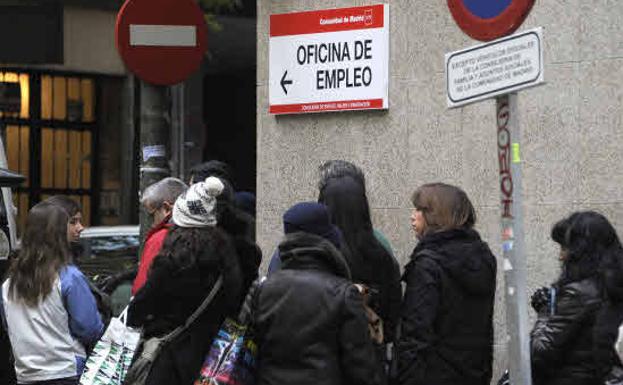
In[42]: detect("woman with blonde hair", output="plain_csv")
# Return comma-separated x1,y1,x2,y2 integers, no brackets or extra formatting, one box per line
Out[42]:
396,183,496,385
1,201,103,385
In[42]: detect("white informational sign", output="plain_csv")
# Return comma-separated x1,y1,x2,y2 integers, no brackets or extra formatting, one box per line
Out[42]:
142,145,166,161
446,27,544,108
269,4,389,115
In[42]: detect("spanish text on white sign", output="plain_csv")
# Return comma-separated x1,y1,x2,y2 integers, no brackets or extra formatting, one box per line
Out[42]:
269,4,389,115
446,27,544,108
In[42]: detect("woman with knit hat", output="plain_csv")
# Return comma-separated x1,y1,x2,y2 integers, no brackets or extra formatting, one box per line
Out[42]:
127,177,244,385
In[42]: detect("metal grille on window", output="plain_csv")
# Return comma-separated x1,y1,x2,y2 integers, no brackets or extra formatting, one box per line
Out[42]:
0,70,98,234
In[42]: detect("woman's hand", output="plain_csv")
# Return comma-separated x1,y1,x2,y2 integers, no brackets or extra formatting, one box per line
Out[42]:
530,286,551,313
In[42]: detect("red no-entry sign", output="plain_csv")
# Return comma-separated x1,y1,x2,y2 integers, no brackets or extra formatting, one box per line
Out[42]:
115,0,207,85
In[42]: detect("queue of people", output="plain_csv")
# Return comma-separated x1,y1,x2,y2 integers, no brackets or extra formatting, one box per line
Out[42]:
1,159,623,385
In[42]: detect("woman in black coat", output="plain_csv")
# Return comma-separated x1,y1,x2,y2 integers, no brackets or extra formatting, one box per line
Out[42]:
319,174,402,347
127,177,244,385
396,183,497,385
255,202,383,385
530,211,623,385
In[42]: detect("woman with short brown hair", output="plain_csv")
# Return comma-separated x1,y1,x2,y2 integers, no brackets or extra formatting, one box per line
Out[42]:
410,182,476,234
396,183,497,385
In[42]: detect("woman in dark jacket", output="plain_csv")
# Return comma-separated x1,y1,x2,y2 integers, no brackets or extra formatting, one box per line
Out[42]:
127,177,244,385
397,183,497,385
530,211,623,385
256,202,383,385
319,173,402,347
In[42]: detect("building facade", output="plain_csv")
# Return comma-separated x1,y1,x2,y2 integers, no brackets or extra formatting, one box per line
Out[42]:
257,0,623,377
0,0,257,230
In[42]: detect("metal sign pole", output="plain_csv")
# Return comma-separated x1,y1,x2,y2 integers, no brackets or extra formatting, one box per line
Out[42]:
138,82,171,244
496,93,532,385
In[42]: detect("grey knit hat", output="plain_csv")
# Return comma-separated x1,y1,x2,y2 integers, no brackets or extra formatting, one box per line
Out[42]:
172,176,224,227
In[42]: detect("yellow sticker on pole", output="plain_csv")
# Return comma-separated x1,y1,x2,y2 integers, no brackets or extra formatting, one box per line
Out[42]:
511,143,521,163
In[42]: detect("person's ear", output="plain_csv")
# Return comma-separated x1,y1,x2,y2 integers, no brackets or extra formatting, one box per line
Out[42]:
162,201,173,214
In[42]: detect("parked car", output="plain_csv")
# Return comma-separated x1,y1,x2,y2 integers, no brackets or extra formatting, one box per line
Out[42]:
0,167,25,385
0,168,24,267
77,225,140,315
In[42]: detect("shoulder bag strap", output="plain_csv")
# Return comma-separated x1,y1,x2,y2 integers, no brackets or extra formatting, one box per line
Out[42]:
162,275,224,342
238,277,266,325
237,276,266,326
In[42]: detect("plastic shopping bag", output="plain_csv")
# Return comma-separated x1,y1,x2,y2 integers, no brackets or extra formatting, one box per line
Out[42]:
194,318,257,385
194,278,264,385
79,307,141,385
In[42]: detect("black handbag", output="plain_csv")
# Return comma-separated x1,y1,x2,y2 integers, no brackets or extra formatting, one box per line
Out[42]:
123,275,223,385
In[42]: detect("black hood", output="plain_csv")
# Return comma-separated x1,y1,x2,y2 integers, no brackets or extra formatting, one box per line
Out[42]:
279,232,351,279
412,228,497,295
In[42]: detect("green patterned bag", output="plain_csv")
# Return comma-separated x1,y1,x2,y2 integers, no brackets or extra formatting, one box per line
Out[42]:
79,307,140,385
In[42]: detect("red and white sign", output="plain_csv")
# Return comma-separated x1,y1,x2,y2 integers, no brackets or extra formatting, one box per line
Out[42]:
116,0,207,85
269,5,389,115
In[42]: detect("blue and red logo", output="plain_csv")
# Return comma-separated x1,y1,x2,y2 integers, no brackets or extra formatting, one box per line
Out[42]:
448,0,535,41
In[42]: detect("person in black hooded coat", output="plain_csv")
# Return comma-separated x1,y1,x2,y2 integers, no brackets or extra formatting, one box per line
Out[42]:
530,211,623,385
396,183,497,385
255,202,383,385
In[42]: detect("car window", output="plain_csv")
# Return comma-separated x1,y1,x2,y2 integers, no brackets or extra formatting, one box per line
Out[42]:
76,230,140,316
89,235,140,255
78,234,139,285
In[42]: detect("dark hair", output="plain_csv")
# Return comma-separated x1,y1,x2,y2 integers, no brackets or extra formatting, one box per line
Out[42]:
7,202,71,306
189,160,234,186
318,175,388,283
234,191,256,218
318,160,365,192
551,211,623,286
216,196,255,241
411,183,476,234
189,160,235,203
155,225,243,310
551,211,623,369
44,195,81,217
158,225,231,268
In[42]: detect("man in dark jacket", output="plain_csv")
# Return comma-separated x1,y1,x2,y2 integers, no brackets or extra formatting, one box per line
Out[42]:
256,202,383,385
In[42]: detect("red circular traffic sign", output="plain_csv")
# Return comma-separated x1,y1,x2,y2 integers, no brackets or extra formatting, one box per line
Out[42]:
116,0,207,85
447,0,535,41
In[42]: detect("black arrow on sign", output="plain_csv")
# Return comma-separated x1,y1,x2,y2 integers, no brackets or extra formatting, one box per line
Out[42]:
281,71,293,95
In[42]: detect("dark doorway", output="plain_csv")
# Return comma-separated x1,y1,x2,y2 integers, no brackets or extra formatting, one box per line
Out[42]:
201,7,256,194
203,70,256,192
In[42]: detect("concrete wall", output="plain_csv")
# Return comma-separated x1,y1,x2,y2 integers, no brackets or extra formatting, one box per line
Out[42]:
64,7,125,75
257,0,623,380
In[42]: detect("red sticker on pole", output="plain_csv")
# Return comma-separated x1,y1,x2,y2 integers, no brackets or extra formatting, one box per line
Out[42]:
115,0,207,85
447,0,535,41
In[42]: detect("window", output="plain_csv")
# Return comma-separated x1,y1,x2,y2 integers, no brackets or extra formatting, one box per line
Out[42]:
1,70,98,233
